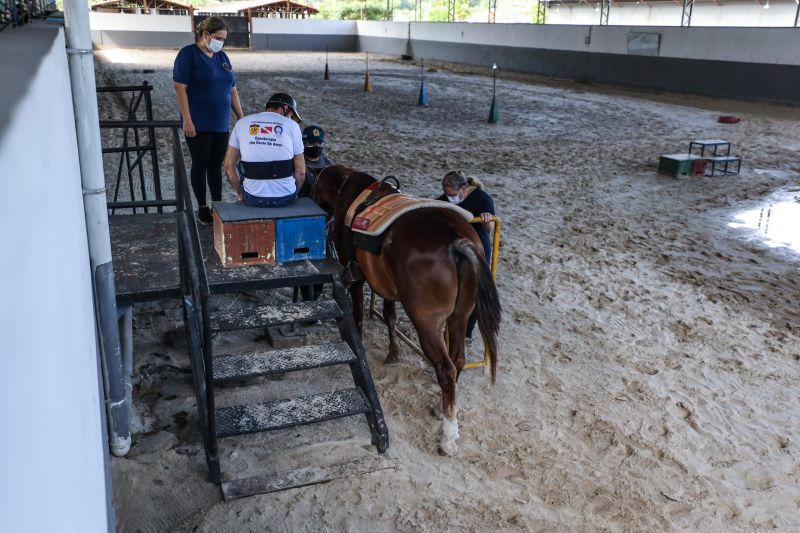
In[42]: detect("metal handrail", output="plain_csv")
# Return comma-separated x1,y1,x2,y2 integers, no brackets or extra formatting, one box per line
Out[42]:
100,120,182,129
107,199,177,210
172,125,217,479
97,81,179,214
97,85,155,93
171,127,209,298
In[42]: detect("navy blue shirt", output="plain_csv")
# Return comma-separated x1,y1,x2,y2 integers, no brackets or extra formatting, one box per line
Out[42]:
437,188,495,259
173,44,236,133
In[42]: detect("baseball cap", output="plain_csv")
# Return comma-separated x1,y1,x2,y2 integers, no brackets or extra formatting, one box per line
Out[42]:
302,125,325,144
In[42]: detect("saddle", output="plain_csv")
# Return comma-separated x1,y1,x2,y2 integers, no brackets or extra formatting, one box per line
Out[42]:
338,175,471,287
344,176,401,256
345,178,472,237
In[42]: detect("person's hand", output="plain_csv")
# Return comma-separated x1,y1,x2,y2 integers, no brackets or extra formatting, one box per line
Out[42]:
183,119,196,138
480,212,493,224
236,192,243,202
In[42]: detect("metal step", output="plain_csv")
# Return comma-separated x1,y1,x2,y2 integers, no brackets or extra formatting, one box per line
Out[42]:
221,453,397,500
214,342,356,383
216,388,370,438
210,299,342,333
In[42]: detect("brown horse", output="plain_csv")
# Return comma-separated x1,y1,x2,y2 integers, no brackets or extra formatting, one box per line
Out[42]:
313,164,501,456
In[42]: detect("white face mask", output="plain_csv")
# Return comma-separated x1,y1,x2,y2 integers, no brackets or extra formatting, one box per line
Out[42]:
446,195,460,204
208,37,224,53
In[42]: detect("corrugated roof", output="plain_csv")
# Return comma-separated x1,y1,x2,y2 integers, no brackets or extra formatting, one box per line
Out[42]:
200,0,318,14
91,0,192,10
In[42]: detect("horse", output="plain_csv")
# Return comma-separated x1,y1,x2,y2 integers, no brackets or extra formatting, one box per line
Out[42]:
312,164,501,456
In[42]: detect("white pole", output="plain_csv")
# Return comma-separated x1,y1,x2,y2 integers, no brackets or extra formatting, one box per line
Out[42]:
63,0,131,458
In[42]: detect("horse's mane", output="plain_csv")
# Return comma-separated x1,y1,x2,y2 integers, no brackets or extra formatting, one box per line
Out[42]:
345,169,377,190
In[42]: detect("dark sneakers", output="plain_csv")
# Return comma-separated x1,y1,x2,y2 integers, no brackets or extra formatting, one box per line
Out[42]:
197,206,213,225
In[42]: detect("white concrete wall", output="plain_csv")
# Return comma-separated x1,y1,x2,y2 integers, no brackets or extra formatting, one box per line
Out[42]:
88,14,800,67
357,20,800,66
550,2,799,28
252,18,356,35
357,19,410,39
0,28,108,533
90,11,191,32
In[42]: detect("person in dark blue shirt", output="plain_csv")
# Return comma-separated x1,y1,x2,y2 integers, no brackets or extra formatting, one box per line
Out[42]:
437,170,497,346
173,16,244,224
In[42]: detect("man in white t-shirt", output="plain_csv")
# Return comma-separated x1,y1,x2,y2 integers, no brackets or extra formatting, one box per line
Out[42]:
223,93,306,207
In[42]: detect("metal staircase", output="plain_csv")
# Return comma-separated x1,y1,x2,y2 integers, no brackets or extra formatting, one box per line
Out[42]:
99,82,389,492
174,131,388,488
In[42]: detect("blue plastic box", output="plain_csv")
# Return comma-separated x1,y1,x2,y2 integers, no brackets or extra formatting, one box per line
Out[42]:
275,216,326,263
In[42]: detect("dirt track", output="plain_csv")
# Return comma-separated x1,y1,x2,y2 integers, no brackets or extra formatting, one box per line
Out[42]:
96,49,800,532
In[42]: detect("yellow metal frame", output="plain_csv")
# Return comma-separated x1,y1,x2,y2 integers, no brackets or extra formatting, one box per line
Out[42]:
368,215,502,372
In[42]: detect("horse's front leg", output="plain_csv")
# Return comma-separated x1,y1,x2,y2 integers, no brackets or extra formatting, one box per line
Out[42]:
383,299,400,365
349,281,365,336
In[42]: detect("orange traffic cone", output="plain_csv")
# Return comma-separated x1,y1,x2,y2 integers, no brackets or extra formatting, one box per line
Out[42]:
364,53,372,92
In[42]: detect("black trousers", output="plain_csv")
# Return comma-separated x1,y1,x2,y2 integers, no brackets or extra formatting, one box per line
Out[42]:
185,131,228,207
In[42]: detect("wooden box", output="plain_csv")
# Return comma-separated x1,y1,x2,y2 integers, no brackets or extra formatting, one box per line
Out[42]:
212,198,328,267
658,154,706,177
213,209,276,267
690,158,708,177
276,216,326,263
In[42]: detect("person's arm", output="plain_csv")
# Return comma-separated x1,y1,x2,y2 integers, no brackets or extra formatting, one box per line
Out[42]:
223,146,242,201
479,192,495,231
231,86,244,120
480,213,493,231
174,82,195,138
293,153,306,193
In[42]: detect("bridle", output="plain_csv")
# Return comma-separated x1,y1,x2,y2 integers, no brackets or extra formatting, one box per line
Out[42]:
310,166,352,204
311,167,353,263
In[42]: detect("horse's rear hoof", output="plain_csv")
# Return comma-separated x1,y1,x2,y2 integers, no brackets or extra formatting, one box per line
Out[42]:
384,357,400,366
437,442,458,457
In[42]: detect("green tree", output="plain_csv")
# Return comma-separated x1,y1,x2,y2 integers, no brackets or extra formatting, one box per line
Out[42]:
427,0,476,21
315,0,388,20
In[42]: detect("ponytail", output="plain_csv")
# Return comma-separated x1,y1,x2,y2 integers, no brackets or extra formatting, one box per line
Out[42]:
466,176,483,189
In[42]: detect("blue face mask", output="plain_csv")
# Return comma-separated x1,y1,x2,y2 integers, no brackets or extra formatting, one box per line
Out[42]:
446,195,460,204
208,37,224,53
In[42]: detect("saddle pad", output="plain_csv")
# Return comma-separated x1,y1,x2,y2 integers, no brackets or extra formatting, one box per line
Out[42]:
345,189,473,236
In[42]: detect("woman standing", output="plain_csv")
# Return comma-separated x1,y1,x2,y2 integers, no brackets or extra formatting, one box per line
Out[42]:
438,170,496,346
173,16,244,224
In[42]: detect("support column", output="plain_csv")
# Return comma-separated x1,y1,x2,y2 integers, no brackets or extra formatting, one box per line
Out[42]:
681,0,694,27
600,0,610,25
535,0,547,24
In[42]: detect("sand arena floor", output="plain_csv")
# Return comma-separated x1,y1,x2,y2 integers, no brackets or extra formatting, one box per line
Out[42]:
95,49,800,532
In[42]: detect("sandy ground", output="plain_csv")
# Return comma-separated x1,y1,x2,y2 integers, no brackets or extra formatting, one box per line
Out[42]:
95,49,800,532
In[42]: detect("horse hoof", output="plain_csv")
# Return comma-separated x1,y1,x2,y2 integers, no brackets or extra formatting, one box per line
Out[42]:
437,441,458,457
384,357,400,366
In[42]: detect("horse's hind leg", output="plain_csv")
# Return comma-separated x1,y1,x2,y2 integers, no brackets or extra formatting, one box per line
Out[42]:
446,313,469,382
383,299,400,365
418,328,459,456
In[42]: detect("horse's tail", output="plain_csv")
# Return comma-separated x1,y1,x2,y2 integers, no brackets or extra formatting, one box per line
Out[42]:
451,238,502,384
